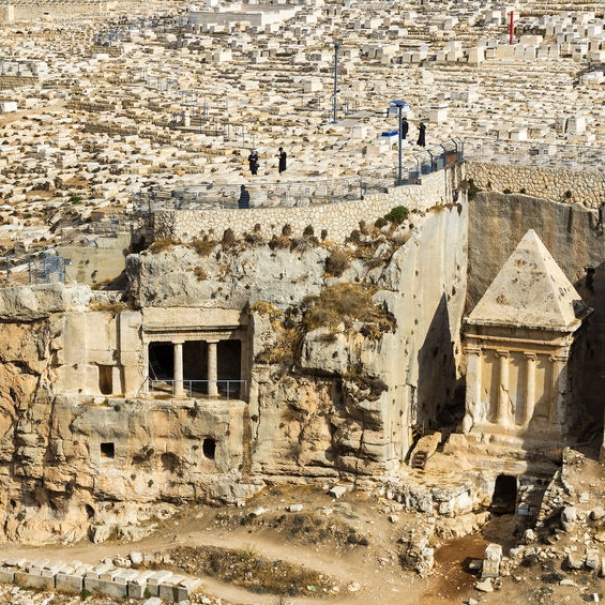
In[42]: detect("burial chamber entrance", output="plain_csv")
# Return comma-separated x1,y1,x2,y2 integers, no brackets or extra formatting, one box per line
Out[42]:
146,332,245,399
491,474,518,514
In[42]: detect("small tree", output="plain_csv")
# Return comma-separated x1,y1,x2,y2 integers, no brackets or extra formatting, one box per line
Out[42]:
384,206,409,225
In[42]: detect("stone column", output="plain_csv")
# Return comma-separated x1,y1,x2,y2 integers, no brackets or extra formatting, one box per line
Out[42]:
523,353,536,426
549,355,566,426
496,350,510,426
462,346,482,433
207,340,218,397
173,340,184,398
112,366,122,396
142,342,149,396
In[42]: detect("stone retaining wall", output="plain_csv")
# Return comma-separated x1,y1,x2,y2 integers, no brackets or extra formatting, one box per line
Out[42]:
0,558,201,602
466,161,605,209
153,165,462,243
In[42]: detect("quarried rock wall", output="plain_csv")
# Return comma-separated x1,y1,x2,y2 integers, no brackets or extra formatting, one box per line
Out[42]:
0,199,468,543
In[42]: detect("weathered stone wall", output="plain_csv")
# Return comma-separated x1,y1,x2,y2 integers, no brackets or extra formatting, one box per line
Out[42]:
152,166,462,243
0,198,469,543
0,5,13,21
466,161,605,209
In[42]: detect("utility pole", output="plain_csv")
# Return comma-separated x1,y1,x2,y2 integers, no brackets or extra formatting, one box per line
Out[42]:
331,41,340,124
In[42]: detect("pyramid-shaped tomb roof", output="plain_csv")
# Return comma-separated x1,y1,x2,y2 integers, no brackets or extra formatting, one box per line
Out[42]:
467,229,589,331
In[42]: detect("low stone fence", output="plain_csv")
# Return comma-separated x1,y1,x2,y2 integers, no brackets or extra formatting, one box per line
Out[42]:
464,137,605,209
153,164,463,242
0,558,201,603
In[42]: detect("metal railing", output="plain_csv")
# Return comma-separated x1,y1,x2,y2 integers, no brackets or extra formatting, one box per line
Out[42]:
463,136,605,170
392,138,464,185
0,250,70,286
148,379,247,400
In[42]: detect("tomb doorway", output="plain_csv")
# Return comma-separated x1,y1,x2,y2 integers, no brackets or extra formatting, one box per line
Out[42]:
491,474,518,514
218,340,241,396
149,342,174,380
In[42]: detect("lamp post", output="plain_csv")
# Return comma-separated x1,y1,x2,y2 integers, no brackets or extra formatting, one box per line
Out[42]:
390,100,410,186
331,41,340,124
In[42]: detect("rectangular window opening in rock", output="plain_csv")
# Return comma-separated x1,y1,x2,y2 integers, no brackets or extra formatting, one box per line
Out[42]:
100,442,115,459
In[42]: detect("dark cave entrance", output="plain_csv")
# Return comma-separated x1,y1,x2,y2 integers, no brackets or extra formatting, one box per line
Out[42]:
148,342,174,380
491,474,518,514
218,340,242,396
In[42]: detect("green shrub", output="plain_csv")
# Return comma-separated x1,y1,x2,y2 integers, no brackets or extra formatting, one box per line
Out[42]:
384,205,409,225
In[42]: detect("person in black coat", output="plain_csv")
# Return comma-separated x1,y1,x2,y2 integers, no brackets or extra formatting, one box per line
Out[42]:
237,185,250,209
401,116,409,140
248,150,259,175
278,147,287,174
417,122,426,147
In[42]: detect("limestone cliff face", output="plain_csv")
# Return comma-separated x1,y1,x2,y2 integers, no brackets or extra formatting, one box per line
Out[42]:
128,202,468,479
248,203,468,478
0,201,468,544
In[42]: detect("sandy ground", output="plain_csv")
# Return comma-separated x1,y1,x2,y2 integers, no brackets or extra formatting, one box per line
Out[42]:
1,473,604,605
0,486,493,605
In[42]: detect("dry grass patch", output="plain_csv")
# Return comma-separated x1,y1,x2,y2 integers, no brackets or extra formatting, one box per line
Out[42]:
325,248,350,277
162,545,338,597
190,236,216,256
193,266,207,281
302,283,395,337
89,301,127,315
148,237,179,254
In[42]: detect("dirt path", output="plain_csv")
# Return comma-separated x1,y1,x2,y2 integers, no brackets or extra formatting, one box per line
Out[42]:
0,490,469,605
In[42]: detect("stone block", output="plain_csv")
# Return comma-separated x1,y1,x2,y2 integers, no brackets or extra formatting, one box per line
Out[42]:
4,559,27,568
0,569,15,583
158,574,187,602
176,577,203,600
127,569,156,598
15,571,55,590
84,576,104,593
55,572,84,593
146,570,173,596
98,578,128,599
